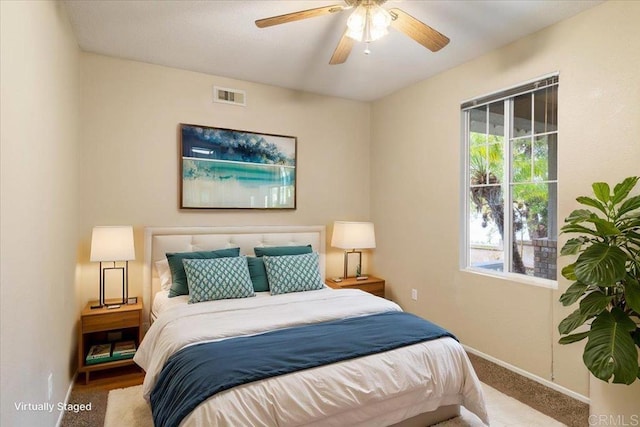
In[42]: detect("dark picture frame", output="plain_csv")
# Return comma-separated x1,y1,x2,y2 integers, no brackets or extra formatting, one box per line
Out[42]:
179,124,297,209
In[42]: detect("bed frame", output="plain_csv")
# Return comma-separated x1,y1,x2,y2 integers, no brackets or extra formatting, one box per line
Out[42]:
142,225,460,426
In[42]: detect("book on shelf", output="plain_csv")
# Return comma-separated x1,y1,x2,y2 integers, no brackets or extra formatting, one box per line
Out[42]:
112,340,136,357
86,343,111,361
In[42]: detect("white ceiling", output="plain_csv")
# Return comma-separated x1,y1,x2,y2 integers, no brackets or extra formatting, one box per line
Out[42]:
63,0,602,102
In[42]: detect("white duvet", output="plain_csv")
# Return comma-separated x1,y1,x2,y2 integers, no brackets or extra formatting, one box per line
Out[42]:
134,288,488,426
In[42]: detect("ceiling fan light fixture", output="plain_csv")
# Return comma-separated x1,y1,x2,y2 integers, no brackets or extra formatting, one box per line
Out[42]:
255,1,450,65
346,3,391,43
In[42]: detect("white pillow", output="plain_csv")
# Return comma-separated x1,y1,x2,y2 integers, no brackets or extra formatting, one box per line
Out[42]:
155,259,172,291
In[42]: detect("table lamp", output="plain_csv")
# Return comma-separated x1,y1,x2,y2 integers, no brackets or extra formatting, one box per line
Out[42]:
331,221,376,279
90,226,135,308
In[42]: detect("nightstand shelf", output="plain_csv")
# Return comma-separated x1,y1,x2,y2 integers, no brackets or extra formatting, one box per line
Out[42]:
325,276,385,297
78,300,142,384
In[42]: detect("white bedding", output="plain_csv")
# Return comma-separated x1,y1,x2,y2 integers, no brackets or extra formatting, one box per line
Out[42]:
151,290,186,319
135,288,488,426
151,289,272,320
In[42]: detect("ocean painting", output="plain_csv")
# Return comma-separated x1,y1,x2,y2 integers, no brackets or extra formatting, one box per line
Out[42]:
180,124,296,209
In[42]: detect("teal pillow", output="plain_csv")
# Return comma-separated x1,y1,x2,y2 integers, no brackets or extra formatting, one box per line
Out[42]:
182,257,255,303
254,245,312,257
247,257,269,292
263,252,324,295
167,248,240,297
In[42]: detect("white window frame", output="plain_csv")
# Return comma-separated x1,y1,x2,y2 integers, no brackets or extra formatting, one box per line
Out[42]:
459,74,559,289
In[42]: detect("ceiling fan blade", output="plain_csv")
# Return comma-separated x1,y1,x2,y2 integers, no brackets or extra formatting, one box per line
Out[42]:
255,4,347,28
329,30,355,65
388,8,450,52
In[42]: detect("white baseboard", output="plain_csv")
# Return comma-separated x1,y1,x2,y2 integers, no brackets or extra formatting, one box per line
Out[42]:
55,373,77,427
463,344,590,405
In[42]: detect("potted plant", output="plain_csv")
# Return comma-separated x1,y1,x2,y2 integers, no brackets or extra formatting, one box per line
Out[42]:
558,176,640,385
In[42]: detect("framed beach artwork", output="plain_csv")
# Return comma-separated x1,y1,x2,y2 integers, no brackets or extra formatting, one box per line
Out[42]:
180,124,297,209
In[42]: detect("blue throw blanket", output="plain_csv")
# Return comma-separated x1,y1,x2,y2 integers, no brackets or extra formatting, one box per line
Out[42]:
150,311,457,427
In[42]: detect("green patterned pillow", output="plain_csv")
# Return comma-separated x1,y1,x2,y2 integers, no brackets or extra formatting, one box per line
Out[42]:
182,256,255,303
263,252,324,295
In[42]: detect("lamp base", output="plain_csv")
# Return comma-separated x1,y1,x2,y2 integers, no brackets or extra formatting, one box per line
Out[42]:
343,250,363,280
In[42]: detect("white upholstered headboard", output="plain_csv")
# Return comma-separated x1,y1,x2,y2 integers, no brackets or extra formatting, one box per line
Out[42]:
143,225,326,329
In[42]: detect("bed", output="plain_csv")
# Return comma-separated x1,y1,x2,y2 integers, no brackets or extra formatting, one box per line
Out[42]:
135,225,488,427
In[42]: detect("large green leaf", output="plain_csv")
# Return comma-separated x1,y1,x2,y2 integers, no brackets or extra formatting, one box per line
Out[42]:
559,281,589,306
612,177,639,205
583,308,638,384
559,331,590,345
591,218,621,236
624,276,640,314
565,209,596,224
592,182,611,204
618,195,640,217
560,223,599,238
561,263,577,281
574,243,627,286
579,291,612,316
576,196,607,215
558,308,592,335
560,238,585,256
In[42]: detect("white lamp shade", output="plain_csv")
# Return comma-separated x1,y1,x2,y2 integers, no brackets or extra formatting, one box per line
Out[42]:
346,3,391,42
90,226,135,262
331,221,376,250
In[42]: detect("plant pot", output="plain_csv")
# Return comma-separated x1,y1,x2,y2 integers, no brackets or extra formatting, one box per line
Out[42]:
589,375,640,425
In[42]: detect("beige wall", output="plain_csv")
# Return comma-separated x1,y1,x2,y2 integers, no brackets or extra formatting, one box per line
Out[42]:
0,1,80,426
77,54,372,303
370,0,640,398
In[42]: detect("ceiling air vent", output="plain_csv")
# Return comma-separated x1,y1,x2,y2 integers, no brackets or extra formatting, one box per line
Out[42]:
213,86,246,106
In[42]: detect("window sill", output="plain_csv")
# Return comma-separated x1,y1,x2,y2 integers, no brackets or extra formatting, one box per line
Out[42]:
461,267,558,290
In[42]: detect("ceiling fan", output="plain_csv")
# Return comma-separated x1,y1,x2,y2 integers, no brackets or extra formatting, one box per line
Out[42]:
255,0,449,65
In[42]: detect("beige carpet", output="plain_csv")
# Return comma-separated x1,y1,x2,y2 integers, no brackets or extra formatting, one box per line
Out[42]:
105,383,566,426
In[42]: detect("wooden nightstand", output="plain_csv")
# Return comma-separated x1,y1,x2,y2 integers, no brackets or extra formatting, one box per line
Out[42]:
77,300,143,384
325,276,385,297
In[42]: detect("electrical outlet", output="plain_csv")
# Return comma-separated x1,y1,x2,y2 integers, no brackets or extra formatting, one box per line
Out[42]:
411,289,418,301
47,373,53,401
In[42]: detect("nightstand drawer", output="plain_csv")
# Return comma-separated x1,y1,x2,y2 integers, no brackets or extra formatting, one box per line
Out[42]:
343,282,384,296
326,276,385,297
82,310,139,333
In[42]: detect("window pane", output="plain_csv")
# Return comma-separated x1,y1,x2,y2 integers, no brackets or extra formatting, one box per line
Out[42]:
488,101,505,141
487,143,504,183
510,182,557,279
469,106,487,146
534,86,558,134
511,138,532,182
533,134,558,181
469,145,488,186
469,190,504,271
512,93,532,137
